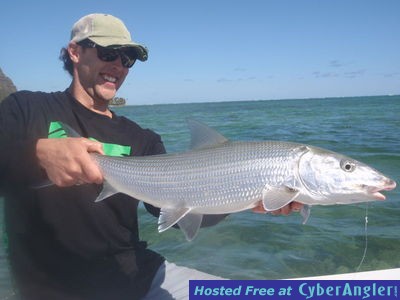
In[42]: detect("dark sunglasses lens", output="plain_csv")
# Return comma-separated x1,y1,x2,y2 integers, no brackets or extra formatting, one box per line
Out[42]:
96,47,137,68
97,48,120,62
120,51,137,68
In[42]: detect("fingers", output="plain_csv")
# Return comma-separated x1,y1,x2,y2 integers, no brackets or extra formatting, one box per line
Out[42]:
252,201,304,216
79,139,104,184
252,203,268,214
289,201,303,212
36,138,104,187
270,202,303,216
84,139,105,155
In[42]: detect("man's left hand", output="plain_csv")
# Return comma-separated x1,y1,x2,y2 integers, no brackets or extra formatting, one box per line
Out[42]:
252,201,303,215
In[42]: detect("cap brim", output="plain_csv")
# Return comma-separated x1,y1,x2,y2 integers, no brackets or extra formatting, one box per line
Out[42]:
89,37,148,61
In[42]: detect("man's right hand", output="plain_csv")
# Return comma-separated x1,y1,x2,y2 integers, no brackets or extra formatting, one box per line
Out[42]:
36,138,104,187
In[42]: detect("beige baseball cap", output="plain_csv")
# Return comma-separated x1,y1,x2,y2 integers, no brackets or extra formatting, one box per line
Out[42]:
70,13,148,61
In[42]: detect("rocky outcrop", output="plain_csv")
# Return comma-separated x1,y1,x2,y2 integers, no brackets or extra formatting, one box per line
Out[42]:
110,97,126,106
0,68,17,102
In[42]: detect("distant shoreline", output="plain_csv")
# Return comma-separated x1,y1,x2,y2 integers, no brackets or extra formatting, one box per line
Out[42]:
124,94,400,107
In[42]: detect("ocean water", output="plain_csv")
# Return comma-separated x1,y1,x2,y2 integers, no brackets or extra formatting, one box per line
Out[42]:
0,95,399,296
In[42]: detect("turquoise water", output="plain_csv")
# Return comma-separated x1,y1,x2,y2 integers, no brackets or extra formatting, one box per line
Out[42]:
1,95,399,296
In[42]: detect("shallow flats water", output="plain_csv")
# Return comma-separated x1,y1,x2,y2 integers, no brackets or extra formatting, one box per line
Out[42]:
0,95,398,296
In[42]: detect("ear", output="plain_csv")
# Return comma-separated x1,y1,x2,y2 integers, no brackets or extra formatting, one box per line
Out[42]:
68,42,80,64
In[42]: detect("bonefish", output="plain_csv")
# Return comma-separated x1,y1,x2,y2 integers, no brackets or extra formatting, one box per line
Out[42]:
81,120,396,241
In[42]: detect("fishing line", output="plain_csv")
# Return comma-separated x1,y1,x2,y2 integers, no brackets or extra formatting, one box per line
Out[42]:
355,204,369,272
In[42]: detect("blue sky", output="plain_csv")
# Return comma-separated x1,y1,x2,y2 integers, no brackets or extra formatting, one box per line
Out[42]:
1,0,399,105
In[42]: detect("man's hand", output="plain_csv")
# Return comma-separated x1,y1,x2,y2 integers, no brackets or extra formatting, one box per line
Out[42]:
252,201,303,215
36,138,104,187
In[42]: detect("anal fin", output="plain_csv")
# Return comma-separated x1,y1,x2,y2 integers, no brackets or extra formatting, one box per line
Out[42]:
177,214,203,241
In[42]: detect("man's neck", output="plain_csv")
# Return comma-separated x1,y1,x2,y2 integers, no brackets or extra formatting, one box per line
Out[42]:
68,84,112,118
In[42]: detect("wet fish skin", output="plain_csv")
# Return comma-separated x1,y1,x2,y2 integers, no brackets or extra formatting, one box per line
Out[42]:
91,120,396,241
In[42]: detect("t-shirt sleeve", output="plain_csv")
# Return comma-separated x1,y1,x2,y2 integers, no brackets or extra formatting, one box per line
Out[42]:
0,93,44,186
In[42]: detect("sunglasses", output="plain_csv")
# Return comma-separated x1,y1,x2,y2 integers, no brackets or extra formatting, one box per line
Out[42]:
78,39,137,68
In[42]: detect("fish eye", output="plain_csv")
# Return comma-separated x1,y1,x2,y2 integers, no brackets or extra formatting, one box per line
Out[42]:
340,160,356,172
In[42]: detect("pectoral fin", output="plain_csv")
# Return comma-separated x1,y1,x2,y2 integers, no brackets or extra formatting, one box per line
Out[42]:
262,185,300,211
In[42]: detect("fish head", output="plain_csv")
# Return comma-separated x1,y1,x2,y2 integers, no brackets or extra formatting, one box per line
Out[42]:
298,146,396,205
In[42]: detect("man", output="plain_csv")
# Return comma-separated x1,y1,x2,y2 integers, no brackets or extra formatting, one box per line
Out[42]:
0,13,302,300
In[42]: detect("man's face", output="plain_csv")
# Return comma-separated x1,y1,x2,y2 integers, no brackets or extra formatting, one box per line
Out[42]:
73,45,129,103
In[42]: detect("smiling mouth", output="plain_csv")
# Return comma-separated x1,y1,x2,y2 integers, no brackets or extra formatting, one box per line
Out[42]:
102,74,117,84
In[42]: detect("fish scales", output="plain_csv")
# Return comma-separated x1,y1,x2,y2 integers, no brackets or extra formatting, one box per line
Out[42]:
94,141,298,213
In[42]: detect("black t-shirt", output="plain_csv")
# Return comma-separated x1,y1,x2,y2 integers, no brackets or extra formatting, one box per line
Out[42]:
0,90,165,300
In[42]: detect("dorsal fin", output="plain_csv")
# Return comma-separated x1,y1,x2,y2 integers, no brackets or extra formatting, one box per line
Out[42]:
187,119,229,149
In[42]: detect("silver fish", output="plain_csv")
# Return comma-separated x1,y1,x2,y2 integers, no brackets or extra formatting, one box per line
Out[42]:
89,120,396,241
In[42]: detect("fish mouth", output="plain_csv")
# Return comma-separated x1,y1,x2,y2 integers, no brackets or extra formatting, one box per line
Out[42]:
368,179,397,200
